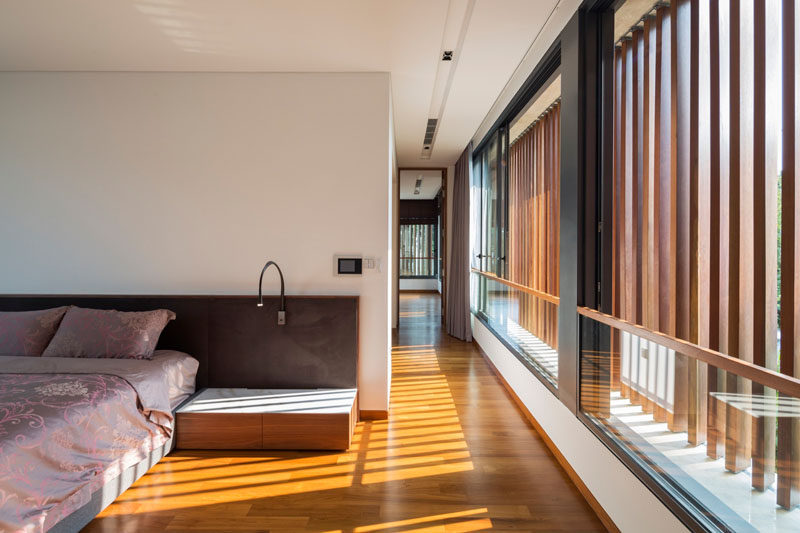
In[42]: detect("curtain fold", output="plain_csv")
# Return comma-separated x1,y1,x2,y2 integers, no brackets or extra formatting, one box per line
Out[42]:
446,143,473,341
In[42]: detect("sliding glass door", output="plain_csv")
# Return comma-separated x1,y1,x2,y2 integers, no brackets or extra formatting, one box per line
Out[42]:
471,77,561,388
477,130,507,277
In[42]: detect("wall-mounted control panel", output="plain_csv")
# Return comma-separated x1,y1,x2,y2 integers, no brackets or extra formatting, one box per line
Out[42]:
336,256,362,275
334,255,380,276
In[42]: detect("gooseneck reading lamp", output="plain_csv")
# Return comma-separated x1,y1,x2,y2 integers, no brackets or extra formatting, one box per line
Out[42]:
257,260,286,325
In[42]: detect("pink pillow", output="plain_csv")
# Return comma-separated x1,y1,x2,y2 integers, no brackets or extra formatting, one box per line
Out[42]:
42,307,176,360
0,307,69,356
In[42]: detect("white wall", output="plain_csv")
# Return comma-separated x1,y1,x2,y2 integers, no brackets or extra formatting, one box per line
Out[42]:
471,0,581,147
472,318,689,532
0,72,393,411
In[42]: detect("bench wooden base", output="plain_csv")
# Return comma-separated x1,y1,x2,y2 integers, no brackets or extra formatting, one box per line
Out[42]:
176,388,357,450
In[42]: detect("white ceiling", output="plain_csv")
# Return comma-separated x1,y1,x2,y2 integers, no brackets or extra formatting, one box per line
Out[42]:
400,170,443,200
0,0,562,167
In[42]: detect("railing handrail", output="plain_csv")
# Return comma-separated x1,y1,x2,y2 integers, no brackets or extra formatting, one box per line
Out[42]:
471,268,560,305
577,306,800,399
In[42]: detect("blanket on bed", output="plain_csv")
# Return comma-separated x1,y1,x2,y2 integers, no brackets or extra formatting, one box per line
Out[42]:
0,355,175,432
0,357,175,532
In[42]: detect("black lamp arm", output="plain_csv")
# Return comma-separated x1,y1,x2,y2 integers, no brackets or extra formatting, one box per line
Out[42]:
257,260,285,312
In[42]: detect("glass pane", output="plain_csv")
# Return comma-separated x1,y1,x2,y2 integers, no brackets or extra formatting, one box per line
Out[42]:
470,153,483,311
399,224,437,278
474,273,559,386
481,140,494,274
579,314,800,532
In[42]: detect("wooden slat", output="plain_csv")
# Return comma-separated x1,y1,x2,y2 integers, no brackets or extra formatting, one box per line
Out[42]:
636,28,653,414
707,0,726,461
658,5,677,344
624,38,635,326
687,0,708,447
538,117,544,341
646,13,659,336
726,0,753,473
612,45,624,390
671,0,690,433
750,0,779,491
641,22,650,334
554,105,561,346
622,37,636,402
634,28,644,327
778,0,800,510
649,10,666,423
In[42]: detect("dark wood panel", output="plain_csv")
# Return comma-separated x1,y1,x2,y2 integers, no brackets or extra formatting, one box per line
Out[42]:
399,199,439,224
176,413,262,449
262,411,353,451
208,297,358,389
0,295,359,391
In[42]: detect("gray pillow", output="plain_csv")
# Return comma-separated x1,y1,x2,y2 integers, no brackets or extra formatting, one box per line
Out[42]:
0,307,69,356
42,307,175,359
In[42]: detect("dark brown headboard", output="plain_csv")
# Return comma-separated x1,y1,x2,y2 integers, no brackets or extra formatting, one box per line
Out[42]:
0,295,359,390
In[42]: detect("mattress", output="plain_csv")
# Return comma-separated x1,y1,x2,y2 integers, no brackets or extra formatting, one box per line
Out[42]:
0,352,198,533
149,350,200,411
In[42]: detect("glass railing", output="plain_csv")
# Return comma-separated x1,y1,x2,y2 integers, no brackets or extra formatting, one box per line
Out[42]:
471,270,559,387
578,307,800,533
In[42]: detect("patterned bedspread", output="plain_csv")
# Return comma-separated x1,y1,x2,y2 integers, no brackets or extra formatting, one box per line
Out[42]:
0,373,168,532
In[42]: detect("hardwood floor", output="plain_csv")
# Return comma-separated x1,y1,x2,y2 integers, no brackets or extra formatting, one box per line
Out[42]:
84,293,606,532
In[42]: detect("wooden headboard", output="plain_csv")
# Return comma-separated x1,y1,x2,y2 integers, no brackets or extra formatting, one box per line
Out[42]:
0,295,359,390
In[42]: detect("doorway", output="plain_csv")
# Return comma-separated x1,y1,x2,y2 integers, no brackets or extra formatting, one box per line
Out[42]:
396,167,447,327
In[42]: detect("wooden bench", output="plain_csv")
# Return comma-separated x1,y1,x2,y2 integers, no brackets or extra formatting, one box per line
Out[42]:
176,388,357,450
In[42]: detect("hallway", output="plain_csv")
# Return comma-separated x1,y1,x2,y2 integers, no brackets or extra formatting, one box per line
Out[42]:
85,293,605,532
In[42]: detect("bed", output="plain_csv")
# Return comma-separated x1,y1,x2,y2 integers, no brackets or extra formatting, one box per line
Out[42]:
0,293,358,533
0,350,198,533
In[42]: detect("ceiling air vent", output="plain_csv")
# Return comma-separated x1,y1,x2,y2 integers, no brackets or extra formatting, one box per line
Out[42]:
421,118,438,159
414,177,423,195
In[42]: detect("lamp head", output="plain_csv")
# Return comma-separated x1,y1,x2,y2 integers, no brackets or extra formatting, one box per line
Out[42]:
257,260,286,325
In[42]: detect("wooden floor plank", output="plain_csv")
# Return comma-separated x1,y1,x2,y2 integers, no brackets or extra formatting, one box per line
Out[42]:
84,293,607,532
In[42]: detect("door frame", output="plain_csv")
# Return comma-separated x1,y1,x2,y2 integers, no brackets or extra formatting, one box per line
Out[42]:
396,167,448,325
